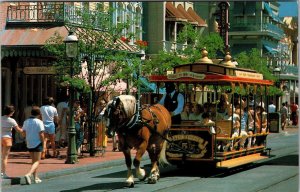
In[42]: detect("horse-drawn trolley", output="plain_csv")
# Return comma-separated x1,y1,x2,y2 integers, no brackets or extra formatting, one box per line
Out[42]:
148,49,274,169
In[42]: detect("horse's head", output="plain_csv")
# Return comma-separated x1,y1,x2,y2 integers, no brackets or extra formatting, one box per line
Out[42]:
105,95,136,138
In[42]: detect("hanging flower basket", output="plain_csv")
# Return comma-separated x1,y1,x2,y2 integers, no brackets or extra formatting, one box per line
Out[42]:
120,36,130,43
134,40,148,49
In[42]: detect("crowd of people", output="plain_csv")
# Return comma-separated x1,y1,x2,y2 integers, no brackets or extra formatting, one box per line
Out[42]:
1,95,117,184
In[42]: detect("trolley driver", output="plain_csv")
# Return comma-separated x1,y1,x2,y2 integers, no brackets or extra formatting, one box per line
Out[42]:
159,82,184,124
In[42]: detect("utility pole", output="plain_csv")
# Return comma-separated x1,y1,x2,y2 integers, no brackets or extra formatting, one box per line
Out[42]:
214,1,230,53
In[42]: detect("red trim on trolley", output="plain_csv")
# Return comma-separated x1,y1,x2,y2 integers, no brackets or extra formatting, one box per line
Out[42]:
148,74,273,85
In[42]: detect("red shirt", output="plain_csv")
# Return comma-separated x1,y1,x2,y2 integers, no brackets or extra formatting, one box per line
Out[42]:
290,104,298,112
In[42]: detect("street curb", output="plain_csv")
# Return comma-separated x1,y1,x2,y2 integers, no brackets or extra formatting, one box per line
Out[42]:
2,155,150,187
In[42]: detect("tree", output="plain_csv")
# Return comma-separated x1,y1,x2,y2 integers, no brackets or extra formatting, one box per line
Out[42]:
44,5,143,155
235,48,282,96
144,23,224,75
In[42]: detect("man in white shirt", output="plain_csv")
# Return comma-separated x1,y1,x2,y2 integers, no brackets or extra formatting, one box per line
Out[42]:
268,100,276,113
159,82,184,124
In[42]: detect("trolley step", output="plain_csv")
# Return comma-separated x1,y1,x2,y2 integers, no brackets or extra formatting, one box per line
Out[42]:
216,153,268,169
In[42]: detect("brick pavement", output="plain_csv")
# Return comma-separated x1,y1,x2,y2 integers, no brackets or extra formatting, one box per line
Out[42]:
5,139,123,179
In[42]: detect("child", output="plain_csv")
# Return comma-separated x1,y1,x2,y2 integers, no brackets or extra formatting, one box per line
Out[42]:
23,106,45,184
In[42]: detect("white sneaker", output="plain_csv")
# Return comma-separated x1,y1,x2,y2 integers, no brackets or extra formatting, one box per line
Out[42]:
1,173,9,179
25,174,32,185
34,178,42,184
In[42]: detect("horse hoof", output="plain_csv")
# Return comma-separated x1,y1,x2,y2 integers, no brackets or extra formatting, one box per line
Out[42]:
147,177,157,184
126,183,134,188
125,181,134,188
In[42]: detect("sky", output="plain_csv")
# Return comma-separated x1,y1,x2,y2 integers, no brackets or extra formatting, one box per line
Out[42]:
278,1,298,17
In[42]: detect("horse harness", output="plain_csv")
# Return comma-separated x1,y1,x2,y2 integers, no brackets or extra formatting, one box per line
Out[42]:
108,97,192,155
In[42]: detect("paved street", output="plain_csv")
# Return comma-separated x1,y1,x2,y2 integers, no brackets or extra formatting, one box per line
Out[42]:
2,127,298,192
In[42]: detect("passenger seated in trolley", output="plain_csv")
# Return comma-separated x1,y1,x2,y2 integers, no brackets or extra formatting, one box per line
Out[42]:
217,93,230,116
223,105,240,151
197,112,215,126
255,105,268,133
189,103,203,121
234,108,249,149
246,102,260,147
181,102,192,121
210,102,225,121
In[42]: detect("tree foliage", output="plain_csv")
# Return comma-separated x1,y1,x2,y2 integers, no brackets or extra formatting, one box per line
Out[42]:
235,48,282,96
44,5,143,115
144,23,224,75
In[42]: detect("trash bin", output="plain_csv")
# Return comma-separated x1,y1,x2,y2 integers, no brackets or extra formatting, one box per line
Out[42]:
269,112,281,133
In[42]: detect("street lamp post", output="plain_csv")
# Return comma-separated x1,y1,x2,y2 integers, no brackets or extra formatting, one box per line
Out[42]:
65,31,78,164
273,67,281,112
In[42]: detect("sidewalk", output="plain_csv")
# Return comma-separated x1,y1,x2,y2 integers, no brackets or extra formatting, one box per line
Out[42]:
2,139,125,187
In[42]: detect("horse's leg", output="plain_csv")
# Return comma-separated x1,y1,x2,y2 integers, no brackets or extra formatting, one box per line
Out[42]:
123,148,134,188
147,142,162,184
134,140,147,181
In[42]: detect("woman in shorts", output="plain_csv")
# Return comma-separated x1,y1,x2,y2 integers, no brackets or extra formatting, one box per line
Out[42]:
23,106,45,185
1,105,23,179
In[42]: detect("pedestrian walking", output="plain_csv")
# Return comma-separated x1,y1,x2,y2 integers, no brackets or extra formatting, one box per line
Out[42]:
280,102,288,130
40,97,58,158
23,106,45,185
73,100,84,155
290,101,298,126
1,105,23,179
96,98,108,152
56,96,69,148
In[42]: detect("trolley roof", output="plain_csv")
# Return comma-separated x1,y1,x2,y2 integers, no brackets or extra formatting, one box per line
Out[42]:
148,50,273,86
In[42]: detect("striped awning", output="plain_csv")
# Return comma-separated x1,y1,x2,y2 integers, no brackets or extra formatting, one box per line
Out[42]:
166,2,187,22
176,4,198,25
187,7,207,27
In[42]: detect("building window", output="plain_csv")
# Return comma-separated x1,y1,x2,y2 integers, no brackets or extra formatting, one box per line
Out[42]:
135,7,142,41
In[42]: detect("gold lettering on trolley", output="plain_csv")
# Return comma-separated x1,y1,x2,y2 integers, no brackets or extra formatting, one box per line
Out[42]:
167,72,205,80
235,70,263,80
166,134,208,159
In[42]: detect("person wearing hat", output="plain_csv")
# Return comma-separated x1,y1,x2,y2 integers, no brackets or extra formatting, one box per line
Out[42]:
159,82,184,124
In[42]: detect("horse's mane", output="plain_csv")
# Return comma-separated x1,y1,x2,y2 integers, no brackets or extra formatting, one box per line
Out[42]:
118,95,137,118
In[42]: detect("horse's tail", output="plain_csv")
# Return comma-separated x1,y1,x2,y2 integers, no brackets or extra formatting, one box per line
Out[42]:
159,140,170,167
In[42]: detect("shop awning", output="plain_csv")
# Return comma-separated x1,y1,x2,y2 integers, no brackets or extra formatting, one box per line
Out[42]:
263,2,283,24
1,26,138,58
166,2,187,22
0,26,68,46
187,7,207,27
263,44,278,55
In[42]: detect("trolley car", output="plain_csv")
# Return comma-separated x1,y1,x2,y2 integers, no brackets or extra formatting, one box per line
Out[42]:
148,49,274,168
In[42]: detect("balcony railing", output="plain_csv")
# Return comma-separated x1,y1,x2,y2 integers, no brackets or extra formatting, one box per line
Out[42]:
163,41,187,53
230,22,284,40
7,4,64,23
6,3,110,30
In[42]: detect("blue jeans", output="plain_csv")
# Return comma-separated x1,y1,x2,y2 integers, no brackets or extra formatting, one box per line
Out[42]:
75,122,83,151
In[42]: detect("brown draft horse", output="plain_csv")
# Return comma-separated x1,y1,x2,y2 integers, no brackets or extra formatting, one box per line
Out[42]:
105,95,171,187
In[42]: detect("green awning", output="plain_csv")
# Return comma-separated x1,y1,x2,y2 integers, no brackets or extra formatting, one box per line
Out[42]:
1,47,52,59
